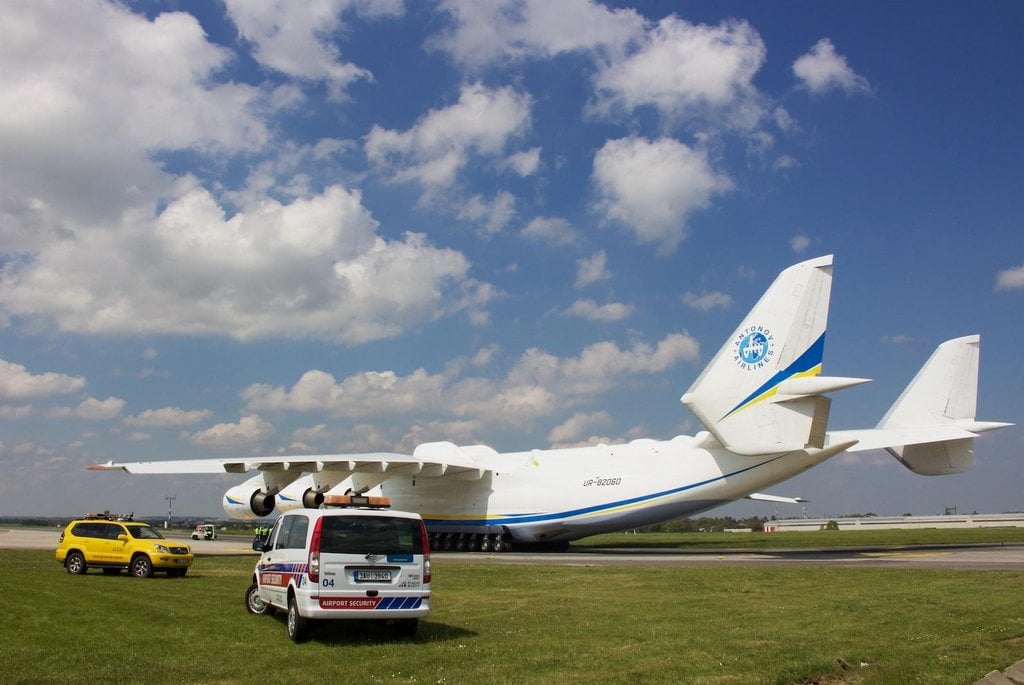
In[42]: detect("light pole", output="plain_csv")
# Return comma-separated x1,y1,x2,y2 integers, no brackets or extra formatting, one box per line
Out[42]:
165,494,176,529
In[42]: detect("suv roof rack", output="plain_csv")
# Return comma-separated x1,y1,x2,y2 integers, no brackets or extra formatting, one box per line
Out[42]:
83,511,135,521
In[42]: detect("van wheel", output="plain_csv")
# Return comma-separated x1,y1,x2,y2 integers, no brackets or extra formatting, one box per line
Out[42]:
287,597,308,642
394,618,419,638
65,551,87,575
245,583,272,615
130,555,154,578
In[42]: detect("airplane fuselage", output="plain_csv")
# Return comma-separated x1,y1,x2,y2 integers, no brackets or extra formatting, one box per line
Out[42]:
380,433,833,544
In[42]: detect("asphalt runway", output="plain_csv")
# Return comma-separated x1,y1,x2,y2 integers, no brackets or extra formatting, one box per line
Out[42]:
8,527,1024,570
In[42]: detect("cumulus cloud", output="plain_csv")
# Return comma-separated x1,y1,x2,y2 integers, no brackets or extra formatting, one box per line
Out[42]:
0,183,486,343
428,0,645,68
592,136,732,255
520,217,579,246
189,415,276,450
125,407,213,427
501,147,542,176
241,333,699,427
0,360,86,401
48,397,126,421
681,291,732,311
548,410,611,445
457,191,517,235
790,234,811,253
995,264,1024,291
564,299,633,322
365,82,532,195
575,251,611,289
590,16,767,130
223,0,403,99
793,38,871,95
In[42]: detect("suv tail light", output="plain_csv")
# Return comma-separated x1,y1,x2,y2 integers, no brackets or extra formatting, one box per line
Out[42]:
308,516,324,583
418,520,431,584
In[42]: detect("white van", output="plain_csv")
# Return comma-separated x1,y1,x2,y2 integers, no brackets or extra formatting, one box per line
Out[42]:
245,496,431,642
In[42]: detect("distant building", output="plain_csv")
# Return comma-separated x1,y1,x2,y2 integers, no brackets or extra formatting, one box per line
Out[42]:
763,513,1024,532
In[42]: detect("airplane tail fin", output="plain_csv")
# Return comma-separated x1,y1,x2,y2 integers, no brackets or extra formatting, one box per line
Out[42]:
830,335,1011,474
682,255,867,456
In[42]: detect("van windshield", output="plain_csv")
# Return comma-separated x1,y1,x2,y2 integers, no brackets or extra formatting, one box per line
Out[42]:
320,516,422,555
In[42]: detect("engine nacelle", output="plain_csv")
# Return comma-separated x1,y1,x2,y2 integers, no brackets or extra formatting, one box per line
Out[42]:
222,483,276,520
276,474,327,512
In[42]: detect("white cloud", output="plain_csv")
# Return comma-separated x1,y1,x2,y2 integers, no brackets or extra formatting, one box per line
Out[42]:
520,217,579,247
548,410,611,445
48,397,125,421
590,16,767,130
995,264,1024,291
189,415,276,450
592,136,732,255
458,191,517,235
790,234,811,253
502,147,542,176
223,0,404,99
793,38,871,95
575,251,611,289
429,0,645,68
565,299,633,322
241,333,700,427
125,407,213,428
0,1,268,249
0,183,487,343
365,82,532,195
0,360,85,401
681,291,732,312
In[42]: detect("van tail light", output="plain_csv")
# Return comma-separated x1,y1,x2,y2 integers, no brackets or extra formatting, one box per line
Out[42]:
308,516,324,583
418,520,431,584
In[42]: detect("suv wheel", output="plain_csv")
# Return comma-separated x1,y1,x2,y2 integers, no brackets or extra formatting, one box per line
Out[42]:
65,551,87,575
130,555,154,578
245,583,272,615
287,596,308,642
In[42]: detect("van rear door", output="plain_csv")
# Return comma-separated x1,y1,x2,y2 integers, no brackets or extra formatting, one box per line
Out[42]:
314,514,427,612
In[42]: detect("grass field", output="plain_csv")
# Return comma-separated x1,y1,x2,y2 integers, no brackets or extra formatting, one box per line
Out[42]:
574,527,1024,550
3,549,1023,684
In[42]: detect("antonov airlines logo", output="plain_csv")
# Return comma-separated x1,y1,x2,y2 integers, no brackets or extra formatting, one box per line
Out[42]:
734,326,774,370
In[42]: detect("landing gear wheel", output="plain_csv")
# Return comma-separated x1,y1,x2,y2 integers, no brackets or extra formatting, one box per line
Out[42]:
130,555,153,578
65,551,87,575
287,597,308,642
245,583,272,615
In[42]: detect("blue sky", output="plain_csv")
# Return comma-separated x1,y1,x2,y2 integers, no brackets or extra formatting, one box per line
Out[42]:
0,0,1020,520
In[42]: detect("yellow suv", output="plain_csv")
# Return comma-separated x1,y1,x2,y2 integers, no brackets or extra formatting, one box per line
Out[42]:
56,514,193,577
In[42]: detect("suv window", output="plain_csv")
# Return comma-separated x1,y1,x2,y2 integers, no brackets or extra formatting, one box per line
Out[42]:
100,523,125,539
126,525,164,539
320,516,423,555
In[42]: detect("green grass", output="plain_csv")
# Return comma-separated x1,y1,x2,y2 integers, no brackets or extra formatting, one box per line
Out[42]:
2,550,1022,684
574,527,1024,550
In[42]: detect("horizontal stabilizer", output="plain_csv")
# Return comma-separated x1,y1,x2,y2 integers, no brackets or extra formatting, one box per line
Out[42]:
829,335,1011,475
747,492,809,504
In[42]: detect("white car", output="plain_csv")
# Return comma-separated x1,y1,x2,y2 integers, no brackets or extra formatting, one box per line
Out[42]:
244,496,431,642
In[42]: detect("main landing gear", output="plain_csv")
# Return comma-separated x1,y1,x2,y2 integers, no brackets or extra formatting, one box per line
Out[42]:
427,532,512,553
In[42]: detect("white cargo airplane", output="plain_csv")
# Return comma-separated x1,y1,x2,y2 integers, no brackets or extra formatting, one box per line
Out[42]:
90,256,1010,551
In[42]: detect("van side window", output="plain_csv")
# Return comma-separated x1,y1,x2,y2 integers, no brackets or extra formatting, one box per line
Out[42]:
273,517,293,551
285,515,309,549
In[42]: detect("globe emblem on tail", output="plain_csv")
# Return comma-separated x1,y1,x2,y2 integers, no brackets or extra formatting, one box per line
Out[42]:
736,329,772,368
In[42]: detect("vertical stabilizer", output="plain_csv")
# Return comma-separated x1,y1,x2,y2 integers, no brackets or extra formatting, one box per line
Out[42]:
681,255,834,455
880,335,985,475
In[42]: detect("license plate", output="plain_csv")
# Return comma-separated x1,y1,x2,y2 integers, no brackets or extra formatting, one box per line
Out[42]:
354,570,391,582
174,558,190,565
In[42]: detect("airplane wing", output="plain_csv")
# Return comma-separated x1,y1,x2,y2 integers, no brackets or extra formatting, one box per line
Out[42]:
87,448,489,481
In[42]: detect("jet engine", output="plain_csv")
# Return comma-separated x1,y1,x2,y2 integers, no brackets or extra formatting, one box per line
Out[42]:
222,472,302,520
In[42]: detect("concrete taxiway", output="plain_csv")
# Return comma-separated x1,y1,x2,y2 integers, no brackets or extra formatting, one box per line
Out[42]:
7,527,1024,570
